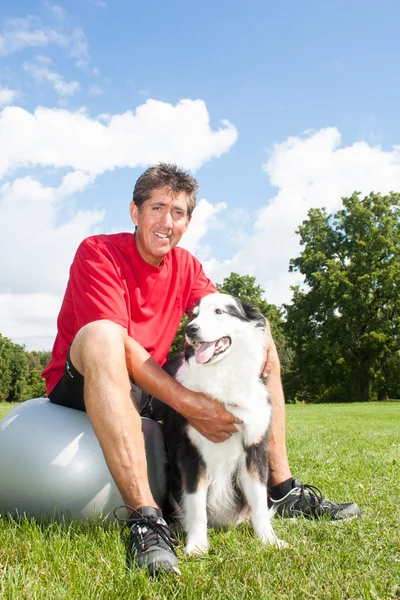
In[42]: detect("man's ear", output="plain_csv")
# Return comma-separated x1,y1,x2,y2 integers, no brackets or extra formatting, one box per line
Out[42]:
183,214,192,232
130,201,138,226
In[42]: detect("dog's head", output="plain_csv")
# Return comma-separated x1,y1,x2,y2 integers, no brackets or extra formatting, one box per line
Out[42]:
184,292,266,366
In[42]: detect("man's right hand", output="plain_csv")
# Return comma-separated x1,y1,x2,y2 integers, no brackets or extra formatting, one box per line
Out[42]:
182,392,243,443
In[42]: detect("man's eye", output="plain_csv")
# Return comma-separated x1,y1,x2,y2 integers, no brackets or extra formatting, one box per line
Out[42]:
215,308,224,315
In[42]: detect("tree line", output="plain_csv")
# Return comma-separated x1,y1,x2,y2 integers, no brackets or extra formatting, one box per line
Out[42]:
1,191,399,404
0,335,49,402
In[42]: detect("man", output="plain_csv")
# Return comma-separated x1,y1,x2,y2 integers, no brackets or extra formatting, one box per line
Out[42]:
43,164,360,576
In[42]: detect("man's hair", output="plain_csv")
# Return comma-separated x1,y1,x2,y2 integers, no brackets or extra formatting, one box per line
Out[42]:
132,163,198,217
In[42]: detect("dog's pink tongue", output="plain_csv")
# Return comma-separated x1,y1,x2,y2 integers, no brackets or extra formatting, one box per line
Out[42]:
194,341,216,364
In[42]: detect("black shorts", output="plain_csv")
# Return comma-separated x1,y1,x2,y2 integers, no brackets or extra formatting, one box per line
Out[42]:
49,348,169,421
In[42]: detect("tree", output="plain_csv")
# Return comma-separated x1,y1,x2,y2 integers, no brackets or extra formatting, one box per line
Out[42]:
0,334,30,402
0,335,48,402
26,368,47,398
0,334,14,402
26,350,51,371
285,192,400,402
168,314,190,358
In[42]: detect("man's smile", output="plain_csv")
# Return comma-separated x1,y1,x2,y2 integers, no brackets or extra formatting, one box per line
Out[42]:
154,231,171,239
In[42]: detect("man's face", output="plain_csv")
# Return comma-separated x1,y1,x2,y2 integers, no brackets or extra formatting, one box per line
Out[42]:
130,187,191,266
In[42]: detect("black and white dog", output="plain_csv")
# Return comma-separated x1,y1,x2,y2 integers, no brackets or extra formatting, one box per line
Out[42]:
164,292,285,554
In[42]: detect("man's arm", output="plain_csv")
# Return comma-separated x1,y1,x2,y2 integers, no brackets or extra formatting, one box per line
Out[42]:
123,331,242,443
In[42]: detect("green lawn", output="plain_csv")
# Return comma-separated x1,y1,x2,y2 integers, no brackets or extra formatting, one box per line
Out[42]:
0,402,399,599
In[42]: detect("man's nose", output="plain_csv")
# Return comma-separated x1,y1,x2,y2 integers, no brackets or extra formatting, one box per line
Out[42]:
159,209,173,228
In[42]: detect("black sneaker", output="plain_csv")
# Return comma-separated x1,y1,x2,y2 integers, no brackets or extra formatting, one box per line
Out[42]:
115,505,180,575
270,479,361,520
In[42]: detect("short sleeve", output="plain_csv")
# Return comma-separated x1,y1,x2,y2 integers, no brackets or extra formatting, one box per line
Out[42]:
69,237,129,330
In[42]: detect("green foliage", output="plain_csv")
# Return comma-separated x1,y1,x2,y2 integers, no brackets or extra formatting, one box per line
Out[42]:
0,334,29,402
285,191,400,403
0,334,48,402
0,335,13,403
27,369,47,398
26,350,51,371
168,314,190,359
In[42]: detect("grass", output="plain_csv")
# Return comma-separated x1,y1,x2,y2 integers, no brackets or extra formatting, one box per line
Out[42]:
0,401,399,600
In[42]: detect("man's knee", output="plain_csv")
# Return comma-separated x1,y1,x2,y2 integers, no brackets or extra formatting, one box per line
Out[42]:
71,320,127,373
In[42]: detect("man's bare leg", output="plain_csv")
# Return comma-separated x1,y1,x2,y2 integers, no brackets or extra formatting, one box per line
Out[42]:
70,320,157,510
266,360,292,487
70,320,185,574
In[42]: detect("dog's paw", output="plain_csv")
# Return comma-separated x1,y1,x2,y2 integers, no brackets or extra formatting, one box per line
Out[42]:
184,539,209,555
257,527,288,548
274,537,289,549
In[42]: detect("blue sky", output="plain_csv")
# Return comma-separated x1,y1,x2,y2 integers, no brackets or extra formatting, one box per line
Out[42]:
1,0,400,349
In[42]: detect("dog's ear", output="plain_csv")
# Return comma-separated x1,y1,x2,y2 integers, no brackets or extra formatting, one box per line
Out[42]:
239,301,266,329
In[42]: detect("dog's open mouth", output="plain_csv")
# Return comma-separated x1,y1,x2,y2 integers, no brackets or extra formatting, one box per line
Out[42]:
190,337,231,364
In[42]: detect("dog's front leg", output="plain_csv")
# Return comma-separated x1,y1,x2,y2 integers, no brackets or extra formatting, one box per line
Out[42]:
182,481,209,555
240,455,286,548
178,438,209,555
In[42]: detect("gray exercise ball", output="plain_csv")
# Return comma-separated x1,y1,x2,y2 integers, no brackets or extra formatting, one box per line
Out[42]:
0,398,166,521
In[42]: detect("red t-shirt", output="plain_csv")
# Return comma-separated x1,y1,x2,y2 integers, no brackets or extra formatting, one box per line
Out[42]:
42,233,216,395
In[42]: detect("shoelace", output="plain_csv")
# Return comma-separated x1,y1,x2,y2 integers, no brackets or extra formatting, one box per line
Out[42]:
294,483,324,509
114,505,177,555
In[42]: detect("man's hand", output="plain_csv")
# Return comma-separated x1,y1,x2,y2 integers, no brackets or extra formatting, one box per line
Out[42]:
182,392,242,443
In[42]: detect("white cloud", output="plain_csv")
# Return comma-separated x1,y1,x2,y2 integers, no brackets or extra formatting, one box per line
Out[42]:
46,3,66,21
0,17,51,55
0,86,17,107
0,176,104,295
68,28,89,68
0,99,238,177
89,84,103,95
0,99,237,349
179,199,227,257
0,16,89,66
23,60,81,96
204,127,400,306
0,293,65,350
0,175,104,349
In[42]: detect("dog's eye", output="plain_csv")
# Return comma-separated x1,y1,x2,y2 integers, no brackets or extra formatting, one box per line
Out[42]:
215,308,224,315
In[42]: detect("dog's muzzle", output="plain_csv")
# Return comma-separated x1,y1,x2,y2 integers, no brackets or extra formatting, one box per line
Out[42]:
186,334,231,365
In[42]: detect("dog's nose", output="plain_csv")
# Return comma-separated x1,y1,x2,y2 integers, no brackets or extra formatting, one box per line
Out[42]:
186,322,200,336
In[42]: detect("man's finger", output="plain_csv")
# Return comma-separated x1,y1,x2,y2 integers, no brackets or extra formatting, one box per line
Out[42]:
230,414,243,424
207,433,227,443
216,432,231,442
225,423,240,433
